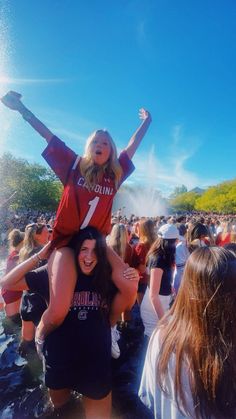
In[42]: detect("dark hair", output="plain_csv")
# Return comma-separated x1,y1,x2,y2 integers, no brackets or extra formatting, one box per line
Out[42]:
177,223,187,237
190,222,208,241
146,237,176,266
69,227,113,305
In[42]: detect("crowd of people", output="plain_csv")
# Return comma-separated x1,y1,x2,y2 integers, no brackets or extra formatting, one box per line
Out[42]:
0,91,236,418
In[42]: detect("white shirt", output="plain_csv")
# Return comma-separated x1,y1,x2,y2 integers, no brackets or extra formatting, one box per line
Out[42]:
139,329,195,418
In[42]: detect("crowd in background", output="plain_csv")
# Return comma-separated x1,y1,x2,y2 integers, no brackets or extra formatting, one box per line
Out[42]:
0,207,236,418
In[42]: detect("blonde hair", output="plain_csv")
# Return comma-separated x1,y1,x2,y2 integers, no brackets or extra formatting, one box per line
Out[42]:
80,130,123,190
8,229,24,249
108,223,128,261
19,223,45,262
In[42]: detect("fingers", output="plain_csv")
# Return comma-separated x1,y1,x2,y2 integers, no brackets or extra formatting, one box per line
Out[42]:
123,267,139,281
138,108,151,120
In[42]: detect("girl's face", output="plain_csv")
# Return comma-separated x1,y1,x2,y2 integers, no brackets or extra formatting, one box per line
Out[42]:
90,133,112,165
78,239,98,275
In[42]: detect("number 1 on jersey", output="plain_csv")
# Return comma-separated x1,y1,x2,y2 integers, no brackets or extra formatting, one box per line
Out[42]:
80,196,100,229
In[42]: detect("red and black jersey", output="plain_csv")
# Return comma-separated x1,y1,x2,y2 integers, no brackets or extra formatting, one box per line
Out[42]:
42,136,134,247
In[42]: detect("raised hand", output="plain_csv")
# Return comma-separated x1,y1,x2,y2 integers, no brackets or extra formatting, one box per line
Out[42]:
1,91,23,111
139,108,152,123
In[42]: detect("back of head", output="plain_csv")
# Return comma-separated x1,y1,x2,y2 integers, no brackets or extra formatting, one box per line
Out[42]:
19,223,45,261
177,223,187,238
139,218,156,246
8,229,24,248
190,222,208,241
108,223,127,260
157,247,236,418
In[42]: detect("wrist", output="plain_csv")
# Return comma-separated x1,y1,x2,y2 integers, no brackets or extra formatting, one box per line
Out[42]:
20,106,34,122
31,253,43,267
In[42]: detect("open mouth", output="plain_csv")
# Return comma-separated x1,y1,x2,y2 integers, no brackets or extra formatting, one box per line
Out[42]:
95,150,102,155
84,260,94,267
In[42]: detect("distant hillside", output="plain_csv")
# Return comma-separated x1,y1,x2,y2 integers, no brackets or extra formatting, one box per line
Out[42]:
189,187,205,195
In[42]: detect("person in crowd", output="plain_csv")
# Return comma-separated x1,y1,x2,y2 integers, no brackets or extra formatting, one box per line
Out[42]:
133,218,157,305
139,246,236,419
173,224,189,293
0,227,138,419
1,91,150,358
140,223,179,341
187,222,209,253
18,222,49,355
108,222,134,336
1,229,25,330
215,220,234,246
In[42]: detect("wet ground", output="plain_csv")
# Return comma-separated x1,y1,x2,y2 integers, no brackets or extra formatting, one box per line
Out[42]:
0,274,153,419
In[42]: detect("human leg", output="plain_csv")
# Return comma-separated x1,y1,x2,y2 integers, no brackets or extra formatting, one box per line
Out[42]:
36,247,77,340
83,392,111,419
49,388,71,409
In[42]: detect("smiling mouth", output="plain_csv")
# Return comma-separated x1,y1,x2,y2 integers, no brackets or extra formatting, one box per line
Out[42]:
84,261,93,267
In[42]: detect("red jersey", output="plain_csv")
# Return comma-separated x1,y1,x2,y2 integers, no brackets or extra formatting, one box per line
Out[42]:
42,136,134,247
132,242,150,284
215,232,231,247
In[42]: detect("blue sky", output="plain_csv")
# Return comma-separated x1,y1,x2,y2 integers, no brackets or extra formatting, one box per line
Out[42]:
0,0,236,197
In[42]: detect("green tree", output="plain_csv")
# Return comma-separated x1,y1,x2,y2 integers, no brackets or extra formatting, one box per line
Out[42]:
170,185,188,199
170,191,199,211
196,180,236,213
0,153,62,211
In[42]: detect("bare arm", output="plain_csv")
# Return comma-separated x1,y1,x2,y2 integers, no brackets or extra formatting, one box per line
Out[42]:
0,242,51,290
125,108,152,159
1,91,54,143
149,267,165,319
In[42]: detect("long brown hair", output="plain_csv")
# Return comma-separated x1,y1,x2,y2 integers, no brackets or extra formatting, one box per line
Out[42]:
155,247,236,418
146,237,176,266
139,218,156,247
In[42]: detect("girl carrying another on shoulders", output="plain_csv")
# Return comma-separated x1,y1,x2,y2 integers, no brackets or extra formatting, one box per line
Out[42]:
1,91,151,358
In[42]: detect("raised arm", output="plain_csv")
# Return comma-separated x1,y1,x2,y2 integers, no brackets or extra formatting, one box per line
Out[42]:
0,242,50,291
1,91,54,143
125,108,152,159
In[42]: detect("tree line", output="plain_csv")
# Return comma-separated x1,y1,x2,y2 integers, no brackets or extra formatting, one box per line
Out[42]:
0,153,235,214
0,153,62,212
169,182,236,213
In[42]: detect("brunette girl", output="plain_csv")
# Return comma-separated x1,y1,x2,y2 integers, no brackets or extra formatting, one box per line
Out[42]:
139,247,236,418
